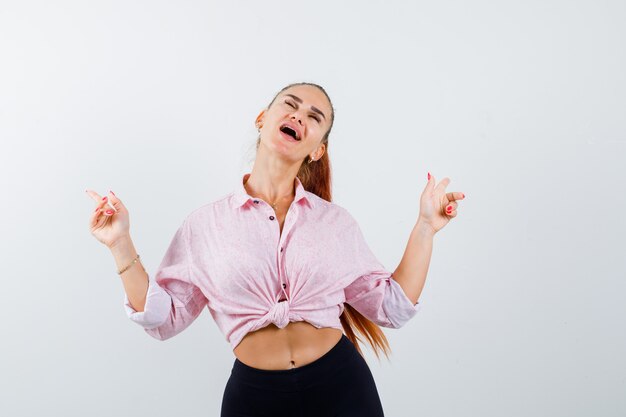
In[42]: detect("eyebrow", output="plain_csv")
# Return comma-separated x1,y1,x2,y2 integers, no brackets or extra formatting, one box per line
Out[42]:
284,94,327,121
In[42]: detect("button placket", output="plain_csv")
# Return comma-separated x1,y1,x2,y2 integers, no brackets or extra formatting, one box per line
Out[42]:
276,203,297,303
252,198,286,301
249,197,291,301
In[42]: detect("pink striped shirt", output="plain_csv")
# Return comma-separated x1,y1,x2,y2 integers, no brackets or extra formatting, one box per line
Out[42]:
124,172,421,350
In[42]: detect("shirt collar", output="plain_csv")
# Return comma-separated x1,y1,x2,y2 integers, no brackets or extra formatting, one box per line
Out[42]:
231,172,316,210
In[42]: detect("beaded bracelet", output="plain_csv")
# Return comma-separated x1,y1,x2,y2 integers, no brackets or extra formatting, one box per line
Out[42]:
117,253,145,275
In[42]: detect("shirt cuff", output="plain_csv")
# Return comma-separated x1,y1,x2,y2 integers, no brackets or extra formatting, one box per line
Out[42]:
382,276,422,328
123,277,172,329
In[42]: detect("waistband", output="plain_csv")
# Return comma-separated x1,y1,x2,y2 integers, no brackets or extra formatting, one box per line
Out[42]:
230,334,357,391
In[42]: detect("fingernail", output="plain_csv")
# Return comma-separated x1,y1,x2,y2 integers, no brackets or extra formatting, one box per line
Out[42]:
105,210,113,215
462,193,465,198
446,206,452,212
428,172,431,180
109,190,115,196
94,207,99,212
102,196,107,201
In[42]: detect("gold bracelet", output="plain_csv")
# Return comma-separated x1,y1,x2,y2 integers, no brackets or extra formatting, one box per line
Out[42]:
117,253,145,275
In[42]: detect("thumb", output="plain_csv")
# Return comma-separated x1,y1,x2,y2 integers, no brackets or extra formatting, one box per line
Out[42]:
107,190,125,212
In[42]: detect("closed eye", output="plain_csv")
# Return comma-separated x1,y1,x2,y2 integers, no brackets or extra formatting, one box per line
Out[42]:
285,100,321,123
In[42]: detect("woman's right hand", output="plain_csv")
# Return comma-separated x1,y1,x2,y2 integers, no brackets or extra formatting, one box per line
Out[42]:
86,190,131,249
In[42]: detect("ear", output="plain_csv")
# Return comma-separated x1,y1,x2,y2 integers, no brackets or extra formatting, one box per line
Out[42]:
313,143,326,160
255,109,266,128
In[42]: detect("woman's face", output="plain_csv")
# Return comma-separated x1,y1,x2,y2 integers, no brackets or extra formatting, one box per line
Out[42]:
256,85,332,163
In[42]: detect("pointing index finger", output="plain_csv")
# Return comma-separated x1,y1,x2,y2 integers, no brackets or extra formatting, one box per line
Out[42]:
85,189,102,202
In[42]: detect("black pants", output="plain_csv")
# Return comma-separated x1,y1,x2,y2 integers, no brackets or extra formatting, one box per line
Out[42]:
220,334,385,417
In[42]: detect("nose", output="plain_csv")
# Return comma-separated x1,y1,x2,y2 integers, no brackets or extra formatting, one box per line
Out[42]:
291,115,303,125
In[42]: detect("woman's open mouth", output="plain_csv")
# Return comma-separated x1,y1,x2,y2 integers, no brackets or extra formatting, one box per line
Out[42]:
279,126,300,142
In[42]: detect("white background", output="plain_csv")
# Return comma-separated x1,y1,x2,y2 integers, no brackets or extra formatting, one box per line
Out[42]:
1,1,624,416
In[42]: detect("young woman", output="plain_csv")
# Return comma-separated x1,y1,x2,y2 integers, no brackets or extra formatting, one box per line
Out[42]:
86,82,465,416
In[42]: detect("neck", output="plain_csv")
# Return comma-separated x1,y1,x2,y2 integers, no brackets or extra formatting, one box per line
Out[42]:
243,169,297,206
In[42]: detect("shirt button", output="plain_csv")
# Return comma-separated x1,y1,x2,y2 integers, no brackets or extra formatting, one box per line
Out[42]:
282,283,286,288
269,215,275,220
280,247,283,252
253,200,259,204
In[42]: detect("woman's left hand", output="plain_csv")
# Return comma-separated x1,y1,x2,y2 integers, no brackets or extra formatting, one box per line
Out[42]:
417,172,465,234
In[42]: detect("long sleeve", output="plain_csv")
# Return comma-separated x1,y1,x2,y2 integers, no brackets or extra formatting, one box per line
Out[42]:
342,211,421,329
124,217,208,340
